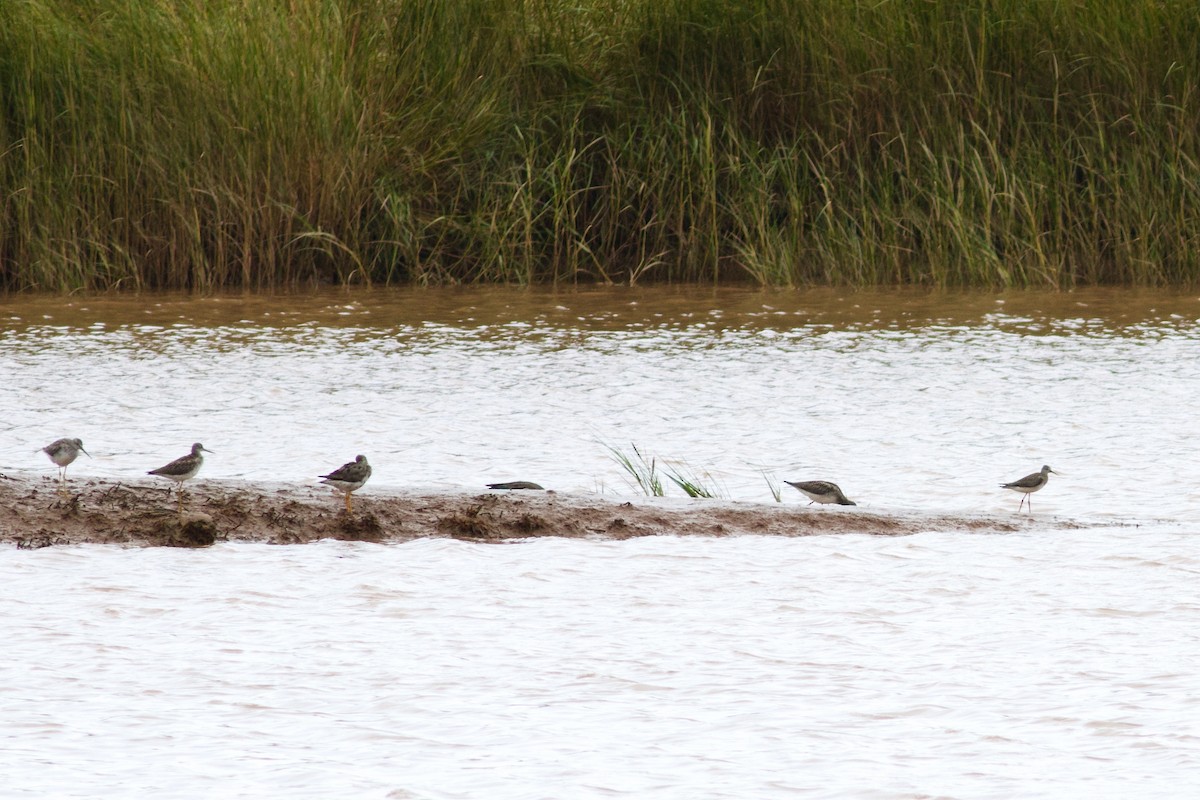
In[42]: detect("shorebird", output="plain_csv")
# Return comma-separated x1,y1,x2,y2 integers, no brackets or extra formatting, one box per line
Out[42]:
320,455,372,514
1000,464,1058,513
42,437,90,492
148,443,212,514
785,480,857,506
486,481,545,490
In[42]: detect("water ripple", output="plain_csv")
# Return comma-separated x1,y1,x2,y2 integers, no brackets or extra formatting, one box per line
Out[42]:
2,533,1198,797
4,290,1200,523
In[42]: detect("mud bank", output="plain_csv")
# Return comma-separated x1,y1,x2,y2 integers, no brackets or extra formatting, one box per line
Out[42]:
0,473,1091,549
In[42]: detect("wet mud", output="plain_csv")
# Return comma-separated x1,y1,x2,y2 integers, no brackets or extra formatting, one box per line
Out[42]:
1,472,1091,549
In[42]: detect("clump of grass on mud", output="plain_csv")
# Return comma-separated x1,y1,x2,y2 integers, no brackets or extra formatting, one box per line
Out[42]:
606,443,664,497
760,470,783,503
663,461,721,499
605,442,723,499
4,0,1200,290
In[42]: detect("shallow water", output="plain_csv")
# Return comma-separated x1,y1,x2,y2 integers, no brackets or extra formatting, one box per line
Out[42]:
4,286,1200,797
3,532,1199,798
3,286,1200,519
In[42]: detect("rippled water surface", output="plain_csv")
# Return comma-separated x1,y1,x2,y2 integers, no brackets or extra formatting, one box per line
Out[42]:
5,534,1200,798
4,286,1200,517
3,287,1200,797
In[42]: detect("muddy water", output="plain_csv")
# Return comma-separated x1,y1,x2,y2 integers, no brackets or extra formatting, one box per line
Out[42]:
5,287,1200,798
3,287,1199,520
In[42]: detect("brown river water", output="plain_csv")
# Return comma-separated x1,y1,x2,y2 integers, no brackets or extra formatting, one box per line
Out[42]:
3,286,1200,523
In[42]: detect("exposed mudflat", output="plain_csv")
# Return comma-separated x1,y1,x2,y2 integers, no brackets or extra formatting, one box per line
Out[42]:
0,472,1097,549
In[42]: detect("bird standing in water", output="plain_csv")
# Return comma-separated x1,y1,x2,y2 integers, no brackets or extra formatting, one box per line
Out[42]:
1000,464,1058,513
42,437,90,493
320,455,372,514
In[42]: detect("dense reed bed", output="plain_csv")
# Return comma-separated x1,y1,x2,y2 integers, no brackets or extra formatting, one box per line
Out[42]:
2,0,1199,291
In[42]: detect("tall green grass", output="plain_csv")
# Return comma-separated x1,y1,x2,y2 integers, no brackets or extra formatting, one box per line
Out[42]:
604,442,722,498
605,442,665,497
3,0,1200,291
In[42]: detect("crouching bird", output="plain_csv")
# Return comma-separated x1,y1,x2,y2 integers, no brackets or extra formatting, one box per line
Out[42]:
785,480,857,506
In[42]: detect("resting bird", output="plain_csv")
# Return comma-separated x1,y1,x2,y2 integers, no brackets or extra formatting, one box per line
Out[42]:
320,454,372,514
785,480,857,506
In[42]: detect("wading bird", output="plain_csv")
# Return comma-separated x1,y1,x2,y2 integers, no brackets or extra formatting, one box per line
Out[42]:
42,437,90,493
148,443,212,515
320,454,372,514
1000,464,1058,513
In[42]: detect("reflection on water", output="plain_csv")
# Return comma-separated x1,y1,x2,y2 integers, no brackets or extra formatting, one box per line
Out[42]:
3,287,1200,520
4,285,1200,334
